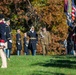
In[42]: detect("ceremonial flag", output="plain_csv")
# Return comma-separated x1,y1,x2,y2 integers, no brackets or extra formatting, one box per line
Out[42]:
66,0,72,26
71,0,76,21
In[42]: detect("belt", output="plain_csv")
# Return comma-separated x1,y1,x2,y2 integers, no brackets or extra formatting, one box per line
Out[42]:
30,37,36,40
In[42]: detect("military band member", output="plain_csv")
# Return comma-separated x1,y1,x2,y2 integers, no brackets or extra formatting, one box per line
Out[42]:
23,33,29,55
16,29,22,56
27,26,38,56
39,26,51,55
5,18,12,60
0,14,7,68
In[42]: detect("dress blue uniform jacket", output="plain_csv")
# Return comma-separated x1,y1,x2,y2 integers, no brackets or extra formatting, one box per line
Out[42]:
27,31,38,50
23,37,28,53
16,33,22,50
23,37,28,46
0,22,7,42
6,25,12,49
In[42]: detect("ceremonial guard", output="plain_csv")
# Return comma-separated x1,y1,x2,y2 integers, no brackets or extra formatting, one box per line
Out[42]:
23,33,29,55
67,24,74,55
16,29,22,55
27,26,38,56
39,26,51,55
5,18,12,60
72,20,76,55
0,14,7,68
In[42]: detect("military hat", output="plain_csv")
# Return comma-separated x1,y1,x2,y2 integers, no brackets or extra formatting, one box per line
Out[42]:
0,14,4,20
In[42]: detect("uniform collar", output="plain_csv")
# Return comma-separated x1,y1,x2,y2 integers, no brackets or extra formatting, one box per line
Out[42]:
31,30,34,33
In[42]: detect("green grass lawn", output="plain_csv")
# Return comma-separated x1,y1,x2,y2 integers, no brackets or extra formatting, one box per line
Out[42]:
0,55,76,75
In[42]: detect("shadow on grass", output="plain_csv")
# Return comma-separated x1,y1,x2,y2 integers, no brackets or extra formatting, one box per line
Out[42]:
51,55,76,59
65,55,76,59
31,71,65,75
32,59,76,69
44,59,76,69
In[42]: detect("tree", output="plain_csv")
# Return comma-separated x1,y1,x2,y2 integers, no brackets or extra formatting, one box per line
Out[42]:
0,0,68,55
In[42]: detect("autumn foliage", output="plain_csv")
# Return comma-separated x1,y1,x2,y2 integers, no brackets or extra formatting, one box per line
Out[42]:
0,0,68,55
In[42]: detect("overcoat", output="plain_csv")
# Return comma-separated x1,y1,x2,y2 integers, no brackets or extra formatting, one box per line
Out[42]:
27,31,38,50
16,33,22,50
6,26,12,49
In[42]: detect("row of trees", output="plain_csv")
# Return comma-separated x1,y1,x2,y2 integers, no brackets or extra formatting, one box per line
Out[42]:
0,0,68,55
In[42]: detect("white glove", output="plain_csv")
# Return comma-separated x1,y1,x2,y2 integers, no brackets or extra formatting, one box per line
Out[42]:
18,43,20,45
9,40,12,43
26,44,28,47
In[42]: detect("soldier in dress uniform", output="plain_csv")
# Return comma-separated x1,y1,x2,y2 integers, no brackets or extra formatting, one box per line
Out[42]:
23,33,29,55
72,20,76,55
16,29,22,56
67,25,74,54
5,18,12,60
39,26,51,55
0,14,7,68
27,26,38,56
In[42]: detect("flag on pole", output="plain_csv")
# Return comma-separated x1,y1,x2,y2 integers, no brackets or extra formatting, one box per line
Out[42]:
66,0,72,26
67,0,72,14
64,0,68,13
71,0,76,21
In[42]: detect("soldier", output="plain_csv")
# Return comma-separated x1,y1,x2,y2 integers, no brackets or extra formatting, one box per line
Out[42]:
27,26,38,56
67,26,74,54
0,14,7,68
72,20,76,55
16,29,22,56
39,26,51,55
5,18,12,60
23,33,29,55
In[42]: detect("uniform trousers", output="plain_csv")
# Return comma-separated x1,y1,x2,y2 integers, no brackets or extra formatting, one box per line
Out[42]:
4,42,11,58
24,46,29,55
0,48,7,68
42,44,48,55
32,50,36,56
4,49,11,58
17,50,21,56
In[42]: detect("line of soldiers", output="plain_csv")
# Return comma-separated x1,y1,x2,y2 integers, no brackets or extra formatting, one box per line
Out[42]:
16,27,38,56
16,26,51,56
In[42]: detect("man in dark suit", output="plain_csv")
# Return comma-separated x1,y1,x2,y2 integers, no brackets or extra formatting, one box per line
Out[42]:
16,29,22,56
27,26,38,56
5,18,12,60
0,14,7,68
